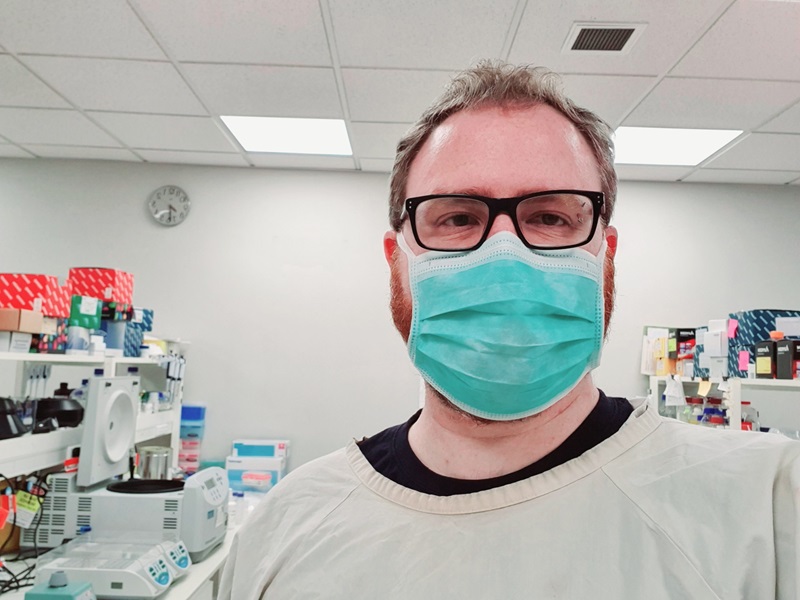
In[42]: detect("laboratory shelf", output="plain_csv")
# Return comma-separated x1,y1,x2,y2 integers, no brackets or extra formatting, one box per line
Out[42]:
0,427,82,478
648,375,800,430
0,349,185,479
0,352,104,365
0,409,178,477
135,409,178,443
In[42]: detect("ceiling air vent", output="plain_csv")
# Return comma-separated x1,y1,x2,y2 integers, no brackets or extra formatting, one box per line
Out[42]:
563,23,646,55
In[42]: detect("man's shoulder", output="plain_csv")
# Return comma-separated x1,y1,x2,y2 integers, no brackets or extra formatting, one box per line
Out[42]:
246,445,360,526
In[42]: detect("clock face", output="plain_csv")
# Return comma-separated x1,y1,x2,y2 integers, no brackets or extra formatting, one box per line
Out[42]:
148,186,191,226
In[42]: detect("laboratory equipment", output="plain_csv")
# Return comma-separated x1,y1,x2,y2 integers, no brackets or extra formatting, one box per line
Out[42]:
21,468,228,562
138,447,172,480
25,571,95,600
36,536,173,599
77,376,139,488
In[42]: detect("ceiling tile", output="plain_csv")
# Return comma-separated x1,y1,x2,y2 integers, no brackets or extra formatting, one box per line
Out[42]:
614,165,692,182
509,0,731,76
331,0,517,69
560,74,656,127
360,158,394,173
349,122,411,158
22,56,206,115
343,69,451,122
0,145,35,158
759,101,800,134
683,168,800,185
625,77,800,130
673,1,800,80
0,108,119,146
89,113,237,152
182,64,341,118
0,56,70,108
0,0,164,59
23,145,140,161
133,0,330,65
248,153,355,170
137,150,249,167
704,133,800,171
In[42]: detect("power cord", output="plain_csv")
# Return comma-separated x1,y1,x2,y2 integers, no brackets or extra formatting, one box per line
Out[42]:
0,471,50,595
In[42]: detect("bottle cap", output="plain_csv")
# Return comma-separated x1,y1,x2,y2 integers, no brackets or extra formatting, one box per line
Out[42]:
770,331,785,340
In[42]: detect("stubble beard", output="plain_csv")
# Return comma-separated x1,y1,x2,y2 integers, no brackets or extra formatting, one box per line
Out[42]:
388,247,617,424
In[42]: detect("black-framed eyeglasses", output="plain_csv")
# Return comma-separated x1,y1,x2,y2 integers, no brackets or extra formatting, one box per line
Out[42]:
404,190,605,252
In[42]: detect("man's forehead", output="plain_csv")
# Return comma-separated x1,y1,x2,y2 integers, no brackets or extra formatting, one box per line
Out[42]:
406,104,601,197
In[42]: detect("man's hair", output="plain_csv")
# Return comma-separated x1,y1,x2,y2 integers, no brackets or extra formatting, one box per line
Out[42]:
388,60,617,231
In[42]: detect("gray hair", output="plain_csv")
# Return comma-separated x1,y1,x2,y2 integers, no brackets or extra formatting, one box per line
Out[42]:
388,60,617,231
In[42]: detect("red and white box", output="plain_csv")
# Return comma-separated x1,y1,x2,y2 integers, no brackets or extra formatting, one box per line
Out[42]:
0,273,58,313
43,284,70,318
69,268,134,304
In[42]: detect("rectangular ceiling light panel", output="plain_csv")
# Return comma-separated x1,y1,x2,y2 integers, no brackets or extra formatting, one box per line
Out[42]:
221,116,353,155
614,127,743,166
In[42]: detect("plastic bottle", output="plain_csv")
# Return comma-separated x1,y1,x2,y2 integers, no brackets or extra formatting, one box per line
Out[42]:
227,491,244,530
681,397,704,424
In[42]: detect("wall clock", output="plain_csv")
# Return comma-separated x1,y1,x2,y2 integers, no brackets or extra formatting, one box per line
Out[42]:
147,185,191,226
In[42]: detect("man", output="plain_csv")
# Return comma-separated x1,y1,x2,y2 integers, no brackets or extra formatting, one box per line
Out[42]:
220,61,799,599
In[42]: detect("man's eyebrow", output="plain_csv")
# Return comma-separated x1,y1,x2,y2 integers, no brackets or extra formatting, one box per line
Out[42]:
427,187,547,198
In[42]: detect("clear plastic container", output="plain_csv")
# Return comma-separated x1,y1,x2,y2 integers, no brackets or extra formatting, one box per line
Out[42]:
741,401,761,432
680,397,704,424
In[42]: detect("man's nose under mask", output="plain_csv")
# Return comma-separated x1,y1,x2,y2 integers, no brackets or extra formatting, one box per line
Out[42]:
398,231,606,421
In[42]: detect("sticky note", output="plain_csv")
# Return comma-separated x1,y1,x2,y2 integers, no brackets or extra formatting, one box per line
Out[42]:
668,338,677,352
14,490,41,528
728,319,739,339
738,350,750,371
756,356,772,375
697,381,712,397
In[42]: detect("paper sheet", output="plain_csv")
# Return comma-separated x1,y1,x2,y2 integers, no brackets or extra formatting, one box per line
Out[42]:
665,376,686,406
697,381,712,397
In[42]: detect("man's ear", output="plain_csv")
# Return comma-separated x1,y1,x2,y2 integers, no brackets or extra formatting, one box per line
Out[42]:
383,231,398,265
604,226,618,259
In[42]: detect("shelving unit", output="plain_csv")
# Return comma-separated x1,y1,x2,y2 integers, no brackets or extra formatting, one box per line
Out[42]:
0,352,183,478
648,375,800,430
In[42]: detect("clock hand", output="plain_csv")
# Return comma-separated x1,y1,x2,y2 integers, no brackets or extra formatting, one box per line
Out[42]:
169,204,176,212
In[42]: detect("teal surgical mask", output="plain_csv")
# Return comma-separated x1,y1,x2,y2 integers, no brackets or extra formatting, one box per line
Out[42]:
398,231,605,421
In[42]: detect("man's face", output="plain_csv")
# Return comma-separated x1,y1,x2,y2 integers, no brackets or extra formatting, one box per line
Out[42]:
385,104,618,342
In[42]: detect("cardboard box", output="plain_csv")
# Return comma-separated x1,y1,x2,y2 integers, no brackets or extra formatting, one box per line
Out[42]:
776,340,800,380
33,318,67,354
102,301,134,322
68,295,102,329
727,309,800,378
232,439,290,459
68,267,134,304
0,309,44,334
0,273,59,312
42,284,71,318
0,331,33,353
226,456,286,492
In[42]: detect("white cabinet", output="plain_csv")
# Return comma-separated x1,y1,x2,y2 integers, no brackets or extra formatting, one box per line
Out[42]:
0,351,183,478
648,375,800,430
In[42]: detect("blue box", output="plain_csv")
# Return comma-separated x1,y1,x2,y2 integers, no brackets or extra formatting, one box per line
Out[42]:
727,309,800,378
180,405,206,440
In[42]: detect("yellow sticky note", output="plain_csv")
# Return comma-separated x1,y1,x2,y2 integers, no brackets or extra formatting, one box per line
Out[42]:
756,356,772,374
697,381,712,397
15,490,40,514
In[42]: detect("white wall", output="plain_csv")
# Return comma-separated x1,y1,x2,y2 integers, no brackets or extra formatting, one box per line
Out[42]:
1,158,799,467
